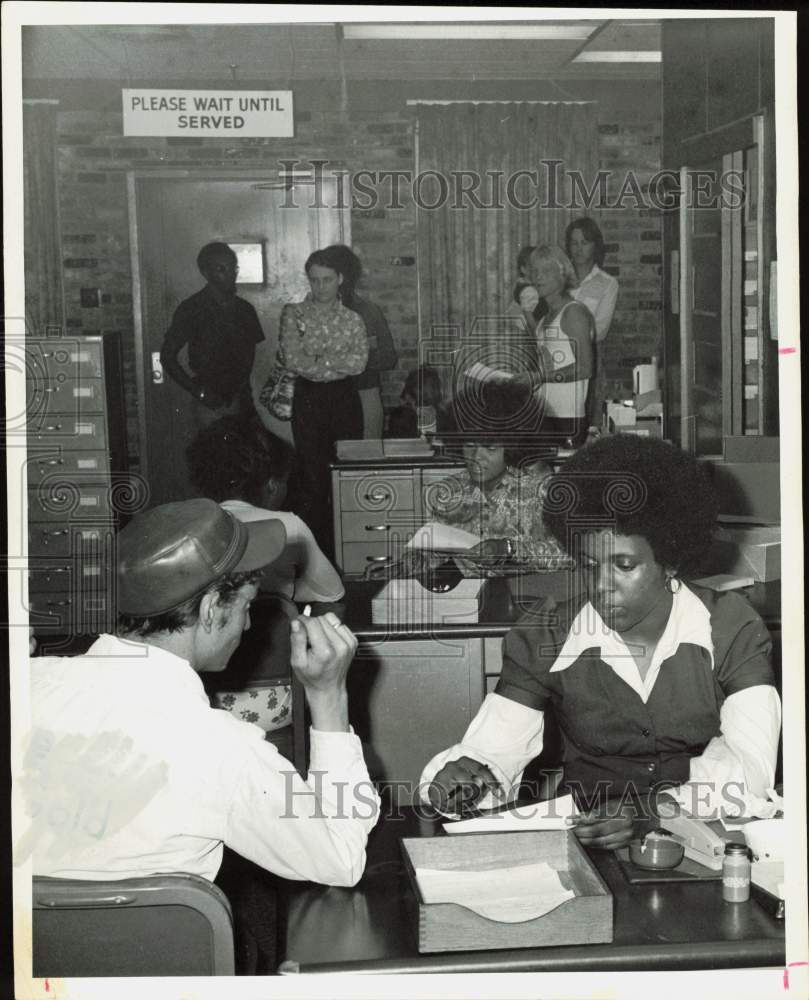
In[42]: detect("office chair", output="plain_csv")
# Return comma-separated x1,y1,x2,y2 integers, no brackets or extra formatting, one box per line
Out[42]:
32,872,235,977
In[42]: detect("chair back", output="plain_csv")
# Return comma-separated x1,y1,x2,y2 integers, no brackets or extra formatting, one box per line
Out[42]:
33,872,235,977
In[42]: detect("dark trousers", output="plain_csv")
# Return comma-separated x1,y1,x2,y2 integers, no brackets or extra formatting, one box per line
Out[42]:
290,377,363,556
215,847,279,975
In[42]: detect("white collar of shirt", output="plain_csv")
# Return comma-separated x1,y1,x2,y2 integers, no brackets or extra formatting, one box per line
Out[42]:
548,583,714,703
580,264,605,282
89,633,209,705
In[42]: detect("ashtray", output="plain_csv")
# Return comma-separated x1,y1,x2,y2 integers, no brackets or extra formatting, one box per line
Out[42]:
628,828,685,870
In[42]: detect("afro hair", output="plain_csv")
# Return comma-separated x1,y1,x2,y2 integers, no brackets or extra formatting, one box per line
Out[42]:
541,434,719,577
186,415,293,507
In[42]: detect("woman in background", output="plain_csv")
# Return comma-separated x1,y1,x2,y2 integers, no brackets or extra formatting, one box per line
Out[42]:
528,244,595,449
407,381,569,575
565,218,619,429
327,244,398,440
279,247,369,554
387,365,452,439
506,244,546,336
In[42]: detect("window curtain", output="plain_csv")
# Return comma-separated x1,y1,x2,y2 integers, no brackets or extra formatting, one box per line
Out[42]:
23,102,64,337
416,102,598,375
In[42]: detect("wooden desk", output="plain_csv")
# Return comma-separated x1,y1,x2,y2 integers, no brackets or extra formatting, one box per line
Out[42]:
277,806,785,975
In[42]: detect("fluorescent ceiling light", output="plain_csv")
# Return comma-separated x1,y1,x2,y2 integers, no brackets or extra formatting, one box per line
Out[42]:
574,51,661,63
344,24,594,41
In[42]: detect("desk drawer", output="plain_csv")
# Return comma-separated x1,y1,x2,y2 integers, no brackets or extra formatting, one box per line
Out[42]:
29,589,113,633
341,542,406,576
338,473,415,513
27,450,110,484
27,377,105,417
28,559,107,594
29,483,113,522
28,414,107,451
340,511,418,543
29,524,111,557
27,340,104,381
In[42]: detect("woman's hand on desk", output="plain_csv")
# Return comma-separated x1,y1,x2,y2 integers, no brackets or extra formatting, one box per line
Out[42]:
427,756,504,815
567,810,637,849
567,793,665,849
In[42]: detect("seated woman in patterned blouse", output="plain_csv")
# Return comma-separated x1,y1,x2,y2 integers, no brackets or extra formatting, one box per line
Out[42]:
279,247,369,556
403,381,569,578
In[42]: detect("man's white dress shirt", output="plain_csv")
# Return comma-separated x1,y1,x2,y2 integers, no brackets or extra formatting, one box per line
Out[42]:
18,634,379,884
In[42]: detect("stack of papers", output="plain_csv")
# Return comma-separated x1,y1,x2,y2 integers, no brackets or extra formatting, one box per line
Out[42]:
415,861,574,922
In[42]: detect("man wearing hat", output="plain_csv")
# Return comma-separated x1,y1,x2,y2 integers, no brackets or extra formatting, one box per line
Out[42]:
20,499,379,889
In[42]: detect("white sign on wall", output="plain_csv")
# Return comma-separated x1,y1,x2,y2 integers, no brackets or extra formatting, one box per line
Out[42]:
122,89,294,137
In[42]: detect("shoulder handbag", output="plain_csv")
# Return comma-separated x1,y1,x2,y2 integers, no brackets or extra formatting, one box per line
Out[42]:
259,306,303,421
260,357,296,421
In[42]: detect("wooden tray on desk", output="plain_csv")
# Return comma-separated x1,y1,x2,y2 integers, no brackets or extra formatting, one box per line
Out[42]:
401,831,613,953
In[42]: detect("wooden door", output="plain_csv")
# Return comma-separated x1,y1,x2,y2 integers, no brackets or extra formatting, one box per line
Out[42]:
132,175,347,507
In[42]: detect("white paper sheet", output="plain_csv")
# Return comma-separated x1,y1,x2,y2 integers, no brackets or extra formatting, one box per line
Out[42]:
406,522,481,551
443,794,578,835
415,860,574,922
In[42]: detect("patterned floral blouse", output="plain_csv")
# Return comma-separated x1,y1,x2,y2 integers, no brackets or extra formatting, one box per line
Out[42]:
425,466,571,570
279,295,369,383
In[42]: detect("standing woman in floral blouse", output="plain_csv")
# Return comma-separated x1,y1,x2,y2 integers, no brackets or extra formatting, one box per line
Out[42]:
281,247,369,554
326,244,398,439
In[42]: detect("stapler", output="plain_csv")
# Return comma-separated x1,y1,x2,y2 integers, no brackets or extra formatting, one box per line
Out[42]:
662,814,727,871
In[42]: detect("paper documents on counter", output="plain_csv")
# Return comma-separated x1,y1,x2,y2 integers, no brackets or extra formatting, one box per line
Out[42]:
443,794,578,835
415,861,574,922
407,522,480,551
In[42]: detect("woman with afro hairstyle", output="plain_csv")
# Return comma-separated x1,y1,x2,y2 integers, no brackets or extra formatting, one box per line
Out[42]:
421,434,781,848
404,380,569,576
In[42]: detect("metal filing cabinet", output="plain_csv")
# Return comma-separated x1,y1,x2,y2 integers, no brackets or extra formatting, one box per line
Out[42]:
26,334,129,642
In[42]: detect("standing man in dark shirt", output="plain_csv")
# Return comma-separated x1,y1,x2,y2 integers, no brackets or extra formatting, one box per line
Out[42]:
160,242,264,425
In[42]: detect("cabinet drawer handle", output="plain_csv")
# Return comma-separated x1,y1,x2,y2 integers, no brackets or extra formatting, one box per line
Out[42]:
38,459,64,466
44,424,63,431
364,491,392,502
364,524,391,532
46,599,71,607
42,529,69,539
366,555,392,563
43,387,61,394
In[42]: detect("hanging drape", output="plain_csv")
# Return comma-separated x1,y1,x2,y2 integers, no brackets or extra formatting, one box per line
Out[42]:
416,102,598,376
23,102,64,337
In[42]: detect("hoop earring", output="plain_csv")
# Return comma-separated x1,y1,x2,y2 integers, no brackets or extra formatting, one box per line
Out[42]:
665,573,681,594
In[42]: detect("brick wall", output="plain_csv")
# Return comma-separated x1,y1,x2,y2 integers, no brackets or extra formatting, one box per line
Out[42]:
53,87,661,465
594,115,663,400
